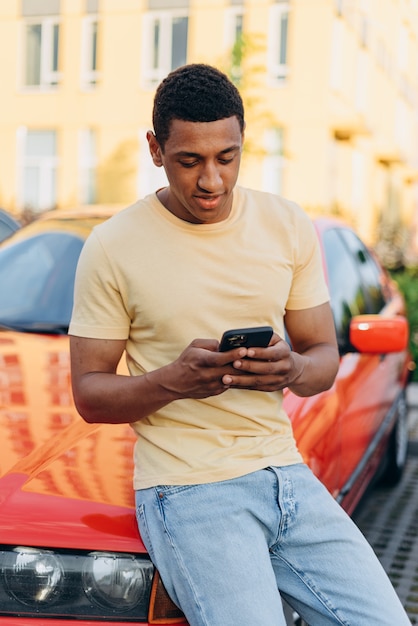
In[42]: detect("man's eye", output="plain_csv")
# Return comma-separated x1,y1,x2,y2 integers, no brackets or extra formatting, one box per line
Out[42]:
219,157,234,165
180,160,198,168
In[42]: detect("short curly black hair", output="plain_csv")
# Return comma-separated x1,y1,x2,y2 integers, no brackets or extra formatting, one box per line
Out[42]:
152,63,245,150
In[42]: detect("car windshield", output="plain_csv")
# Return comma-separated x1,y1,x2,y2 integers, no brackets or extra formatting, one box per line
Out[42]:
0,232,84,333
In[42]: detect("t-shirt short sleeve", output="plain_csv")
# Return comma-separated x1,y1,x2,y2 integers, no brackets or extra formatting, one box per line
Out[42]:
285,207,329,311
69,230,130,340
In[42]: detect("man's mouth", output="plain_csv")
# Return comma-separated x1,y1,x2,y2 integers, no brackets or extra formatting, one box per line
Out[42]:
195,195,222,209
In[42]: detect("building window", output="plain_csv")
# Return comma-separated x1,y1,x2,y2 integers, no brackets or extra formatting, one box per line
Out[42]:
355,48,368,112
23,17,60,88
262,128,284,195
267,3,289,82
395,98,408,155
352,149,366,211
81,16,99,88
330,17,343,91
78,129,97,204
397,23,408,73
142,10,188,85
224,6,244,83
359,14,370,48
334,0,344,16
18,129,57,212
225,5,244,48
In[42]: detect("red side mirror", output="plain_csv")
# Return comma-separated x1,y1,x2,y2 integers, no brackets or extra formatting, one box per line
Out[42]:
349,315,408,353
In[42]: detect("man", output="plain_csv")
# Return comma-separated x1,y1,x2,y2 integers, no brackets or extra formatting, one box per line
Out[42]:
69,64,410,625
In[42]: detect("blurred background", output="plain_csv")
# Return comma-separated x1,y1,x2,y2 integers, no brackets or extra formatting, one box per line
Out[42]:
1,0,418,369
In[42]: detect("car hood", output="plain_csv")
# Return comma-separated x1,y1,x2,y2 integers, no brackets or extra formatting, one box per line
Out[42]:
0,330,143,553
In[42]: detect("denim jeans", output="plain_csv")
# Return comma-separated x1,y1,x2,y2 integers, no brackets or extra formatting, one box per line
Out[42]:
135,463,411,625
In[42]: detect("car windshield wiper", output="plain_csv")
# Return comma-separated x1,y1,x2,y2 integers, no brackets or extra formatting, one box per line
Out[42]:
0,321,69,335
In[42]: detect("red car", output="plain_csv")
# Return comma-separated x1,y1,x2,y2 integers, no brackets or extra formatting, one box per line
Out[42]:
0,209,413,625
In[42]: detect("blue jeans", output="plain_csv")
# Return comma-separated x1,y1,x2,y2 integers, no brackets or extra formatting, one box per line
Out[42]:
135,464,410,625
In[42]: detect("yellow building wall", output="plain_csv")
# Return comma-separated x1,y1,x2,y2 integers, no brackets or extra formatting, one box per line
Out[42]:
1,0,418,248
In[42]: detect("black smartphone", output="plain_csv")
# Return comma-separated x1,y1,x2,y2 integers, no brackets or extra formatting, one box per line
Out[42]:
219,326,274,352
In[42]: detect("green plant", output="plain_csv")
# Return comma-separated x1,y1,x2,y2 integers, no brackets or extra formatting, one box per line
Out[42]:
390,268,418,382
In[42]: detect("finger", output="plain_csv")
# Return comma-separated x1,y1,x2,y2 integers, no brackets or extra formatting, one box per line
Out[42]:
190,338,220,351
245,341,290,362
216,347,249,365
189,339,249,363
222,372,289,391
233,355,291,376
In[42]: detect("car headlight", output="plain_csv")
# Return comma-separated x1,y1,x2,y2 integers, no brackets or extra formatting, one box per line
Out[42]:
0,546,155,621
3,546,64,606
83,551,150,610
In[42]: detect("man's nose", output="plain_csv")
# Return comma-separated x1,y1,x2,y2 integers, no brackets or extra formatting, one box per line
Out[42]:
198,162,222,191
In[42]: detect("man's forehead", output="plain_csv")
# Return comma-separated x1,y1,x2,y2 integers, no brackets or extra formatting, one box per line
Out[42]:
165,116,243,149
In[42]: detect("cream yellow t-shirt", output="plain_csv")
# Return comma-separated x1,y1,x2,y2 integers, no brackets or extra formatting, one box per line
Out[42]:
69,186,330,489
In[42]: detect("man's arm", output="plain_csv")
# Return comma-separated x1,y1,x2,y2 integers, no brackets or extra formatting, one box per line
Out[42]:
69,335,252,424
282,302,339,396
70,336,175,424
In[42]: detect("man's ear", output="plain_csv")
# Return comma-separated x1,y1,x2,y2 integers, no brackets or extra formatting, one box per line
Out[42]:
146,130,163,167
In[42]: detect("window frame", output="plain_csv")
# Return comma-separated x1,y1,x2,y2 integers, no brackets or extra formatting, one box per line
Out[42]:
224,5,244,83
330,16,344,91
78,128,97,204
267,2,290,83
141,9,188,87
80,14,99,89
21,16,61,90
17,127,58,213
224,4,244,49
262,127,285,195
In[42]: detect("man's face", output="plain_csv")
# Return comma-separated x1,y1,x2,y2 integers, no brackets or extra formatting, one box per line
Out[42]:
148,116,244,224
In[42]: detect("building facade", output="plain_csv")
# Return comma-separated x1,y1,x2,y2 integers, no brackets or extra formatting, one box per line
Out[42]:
1,0,418,246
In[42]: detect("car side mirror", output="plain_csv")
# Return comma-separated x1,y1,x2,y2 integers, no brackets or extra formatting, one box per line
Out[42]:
349,314,408,353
